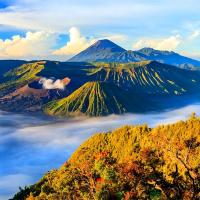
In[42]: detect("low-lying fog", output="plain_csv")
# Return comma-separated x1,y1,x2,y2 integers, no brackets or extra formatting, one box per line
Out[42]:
1,103,200,200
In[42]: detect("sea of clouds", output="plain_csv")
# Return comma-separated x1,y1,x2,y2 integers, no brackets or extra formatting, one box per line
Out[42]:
1,103,200,199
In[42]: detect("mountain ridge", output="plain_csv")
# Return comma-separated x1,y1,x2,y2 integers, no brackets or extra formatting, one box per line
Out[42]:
12,116,200,200
1,60,200,116
68,39,126,62
69,39,200,68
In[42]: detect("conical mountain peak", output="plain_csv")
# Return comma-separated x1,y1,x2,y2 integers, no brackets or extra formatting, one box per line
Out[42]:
68,39,126,62
43,81,141,116
89,39,126,52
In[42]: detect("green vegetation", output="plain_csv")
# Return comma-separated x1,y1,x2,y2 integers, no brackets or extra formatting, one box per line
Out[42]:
43,81,144,116
0,60,200,115
41,60,200,116
88,61,200,95
0,62,45,96
12,115,200,200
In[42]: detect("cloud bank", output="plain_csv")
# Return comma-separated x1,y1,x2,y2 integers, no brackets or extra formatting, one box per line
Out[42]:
1,99,200,199
52,27,127,56
0,26,127,60
133,34,181,51
52,27,95,55
189,30,200,40
0,31,56,59
0,27,95,59
0,0,199,33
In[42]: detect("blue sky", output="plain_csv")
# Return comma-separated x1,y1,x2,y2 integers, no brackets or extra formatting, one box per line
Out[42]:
0,0,200,60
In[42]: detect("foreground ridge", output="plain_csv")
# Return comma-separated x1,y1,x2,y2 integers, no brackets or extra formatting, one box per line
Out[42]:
13,115,200,200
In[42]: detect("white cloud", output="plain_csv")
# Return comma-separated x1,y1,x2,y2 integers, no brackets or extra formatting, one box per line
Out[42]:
189,30,200,40
52,27,96,55
133,35,181,51
0,1,163,32
0,27,96,59
0,26,128,60
180,51,200,60
1,0,199,33
0,0,200,59
39,77,70,90
0,31,56,59
99,34,127,43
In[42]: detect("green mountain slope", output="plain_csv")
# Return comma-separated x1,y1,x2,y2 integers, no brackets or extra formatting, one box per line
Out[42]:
44,81,145,116
0,61,45,97
13,116,200,200
0,60,200,115
0,61,73,111
89,61,200,95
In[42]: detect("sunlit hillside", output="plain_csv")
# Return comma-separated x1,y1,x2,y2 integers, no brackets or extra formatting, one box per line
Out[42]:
44,81,145,116
13,114,200,200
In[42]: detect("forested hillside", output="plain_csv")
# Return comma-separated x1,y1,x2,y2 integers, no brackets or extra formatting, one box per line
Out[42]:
13,114,200,200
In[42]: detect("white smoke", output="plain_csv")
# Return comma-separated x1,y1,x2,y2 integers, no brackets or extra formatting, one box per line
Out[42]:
39,78,66,90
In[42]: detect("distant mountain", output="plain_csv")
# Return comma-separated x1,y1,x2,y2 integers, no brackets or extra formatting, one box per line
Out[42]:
88,61,200,95
68,39,126,62
137,47,200,69
69,39,200,68
43,81,144,116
